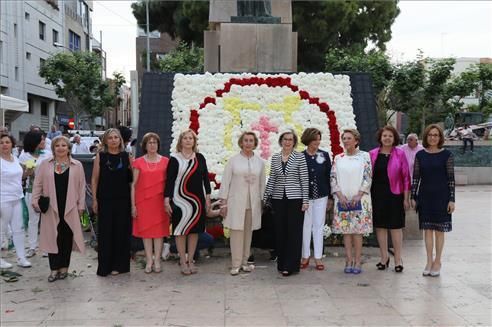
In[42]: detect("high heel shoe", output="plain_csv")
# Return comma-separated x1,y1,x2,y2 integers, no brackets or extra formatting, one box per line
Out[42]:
376,258,390,270
300,257,310,269
180,261,191,275
430,262,441,277
394,260,404,273
352,263,362,274
344,261,353,274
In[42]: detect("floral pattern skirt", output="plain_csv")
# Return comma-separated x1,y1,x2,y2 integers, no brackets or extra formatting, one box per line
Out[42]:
332,194,373,234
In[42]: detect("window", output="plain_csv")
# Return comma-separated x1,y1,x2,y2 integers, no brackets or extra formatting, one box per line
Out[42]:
40,58,45,68
52,29,59,44
26,52,31,60
39,21,46,40
41,102,48,116
85,34,90,51
28,98,33,114
69,30,81,51
15,67,19,81
14,23,17,38
25,12,30,21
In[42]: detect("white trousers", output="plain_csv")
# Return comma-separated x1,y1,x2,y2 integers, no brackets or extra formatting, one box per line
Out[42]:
25,192,40,250
229,210,253,269
0,199,26,259
302,196,328,259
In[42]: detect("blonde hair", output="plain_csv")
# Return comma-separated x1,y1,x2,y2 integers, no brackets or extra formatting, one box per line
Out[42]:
237,131,259,149
176,129,198,153
51,136,72,155
100,128,125,153
341,128,361,148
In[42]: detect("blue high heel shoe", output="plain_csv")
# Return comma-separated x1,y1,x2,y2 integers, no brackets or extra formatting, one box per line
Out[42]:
351,263,362,274
344,261,353,274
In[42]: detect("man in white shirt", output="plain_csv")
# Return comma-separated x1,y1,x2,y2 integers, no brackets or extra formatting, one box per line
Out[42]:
71,134,90,154
461,124,474,153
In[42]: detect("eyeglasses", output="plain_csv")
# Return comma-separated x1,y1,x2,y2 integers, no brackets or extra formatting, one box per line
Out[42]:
428,134,440,138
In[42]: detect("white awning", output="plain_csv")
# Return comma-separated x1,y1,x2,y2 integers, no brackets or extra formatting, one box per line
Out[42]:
0,95,29,112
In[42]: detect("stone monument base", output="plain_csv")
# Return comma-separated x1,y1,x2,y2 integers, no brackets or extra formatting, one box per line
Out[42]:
403,209,422,240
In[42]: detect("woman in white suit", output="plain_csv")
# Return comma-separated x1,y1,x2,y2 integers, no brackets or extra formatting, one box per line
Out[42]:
219,132,266,275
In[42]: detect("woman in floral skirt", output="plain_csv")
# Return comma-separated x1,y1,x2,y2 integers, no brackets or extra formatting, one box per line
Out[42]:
331,129,372,274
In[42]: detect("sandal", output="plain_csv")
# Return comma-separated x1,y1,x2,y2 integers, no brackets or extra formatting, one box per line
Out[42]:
315,261,325,271
180,262,191,276
48,272,59,283
188,262,198,274
153,263,162,273
58,272,68,280
344,261,353,274
144,264,152,274
300,258,310,269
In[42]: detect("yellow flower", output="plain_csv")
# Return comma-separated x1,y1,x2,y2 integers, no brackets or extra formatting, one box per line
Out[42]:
341,220,349,227
223,227,230,239
24,159,36,169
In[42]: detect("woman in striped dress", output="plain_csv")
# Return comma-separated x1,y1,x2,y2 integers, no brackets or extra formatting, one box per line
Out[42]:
164,129,211,275
264,129,309,276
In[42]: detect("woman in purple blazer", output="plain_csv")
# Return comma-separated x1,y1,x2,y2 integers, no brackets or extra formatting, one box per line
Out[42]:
369,126,410,273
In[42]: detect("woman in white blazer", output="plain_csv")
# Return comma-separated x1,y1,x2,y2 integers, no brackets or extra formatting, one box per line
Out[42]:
219,132,266,276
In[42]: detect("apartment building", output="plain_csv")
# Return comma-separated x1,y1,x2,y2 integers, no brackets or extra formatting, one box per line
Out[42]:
0,0,93,140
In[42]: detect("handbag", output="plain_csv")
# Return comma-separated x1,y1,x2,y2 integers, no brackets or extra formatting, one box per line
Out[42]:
337,200,362,212
38,196,50,214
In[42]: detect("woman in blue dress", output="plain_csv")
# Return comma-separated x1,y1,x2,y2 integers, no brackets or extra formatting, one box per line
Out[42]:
411,124,455,277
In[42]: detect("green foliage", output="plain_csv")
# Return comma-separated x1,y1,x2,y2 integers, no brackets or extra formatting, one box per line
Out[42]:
131,1,208,46
293,1,400,71
39,51,113,120
132,1,400,72
156,42,204,73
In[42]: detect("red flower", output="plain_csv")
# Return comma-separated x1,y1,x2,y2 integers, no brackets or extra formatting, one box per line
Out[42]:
290,85,299,92
216,89,224,97
319,103,329,111
309,97,320,105
299,90,310,100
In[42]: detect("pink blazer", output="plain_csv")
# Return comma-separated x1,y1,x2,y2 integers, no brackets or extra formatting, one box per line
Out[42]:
369,147,411,195
32,157,86,254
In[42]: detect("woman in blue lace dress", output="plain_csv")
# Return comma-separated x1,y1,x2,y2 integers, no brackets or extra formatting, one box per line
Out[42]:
411,124,455,278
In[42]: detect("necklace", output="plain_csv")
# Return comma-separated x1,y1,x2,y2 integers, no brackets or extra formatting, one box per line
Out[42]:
145,154,160,171
181,151,194,160
54,159,69,174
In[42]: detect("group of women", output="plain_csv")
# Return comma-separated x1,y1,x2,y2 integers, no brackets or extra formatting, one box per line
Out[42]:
0,123,455,281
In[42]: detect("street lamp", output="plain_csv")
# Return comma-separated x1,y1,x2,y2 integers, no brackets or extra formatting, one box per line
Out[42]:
53,42,71,51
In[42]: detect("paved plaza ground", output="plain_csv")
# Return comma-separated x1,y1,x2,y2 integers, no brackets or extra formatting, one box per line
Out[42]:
1,185,491,326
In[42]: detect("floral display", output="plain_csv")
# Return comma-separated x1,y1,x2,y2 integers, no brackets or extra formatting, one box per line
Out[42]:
170,73,357,197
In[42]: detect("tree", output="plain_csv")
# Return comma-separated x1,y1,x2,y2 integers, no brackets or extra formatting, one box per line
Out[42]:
132,1,400,71
156,41,204,73
325,48,394,125
39,51,113,128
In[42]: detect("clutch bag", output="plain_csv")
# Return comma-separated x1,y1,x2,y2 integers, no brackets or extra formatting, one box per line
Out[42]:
337,201,362,212
38,196,50,214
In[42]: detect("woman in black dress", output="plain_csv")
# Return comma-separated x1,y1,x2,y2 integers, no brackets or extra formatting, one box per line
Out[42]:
411,124,455,277
164,129,211,275
369,126,411,272
92,128,133,276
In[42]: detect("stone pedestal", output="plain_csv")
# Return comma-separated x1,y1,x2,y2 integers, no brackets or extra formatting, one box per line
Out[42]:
206,0,296,73
403,209,423,240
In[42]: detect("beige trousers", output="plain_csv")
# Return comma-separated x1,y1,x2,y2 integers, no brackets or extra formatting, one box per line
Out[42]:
229,210,253,269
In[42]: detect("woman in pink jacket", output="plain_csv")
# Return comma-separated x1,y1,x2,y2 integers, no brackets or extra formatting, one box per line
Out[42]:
369,126,410,273
32,136,86,282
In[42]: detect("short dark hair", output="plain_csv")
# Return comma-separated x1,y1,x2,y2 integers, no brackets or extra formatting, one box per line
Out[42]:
278,129,298,147
0,134,16,148
301,128,322,146
118,126,132,143
141,132,160,154
23,131,43,153
422,124,445,148
376,125,400,147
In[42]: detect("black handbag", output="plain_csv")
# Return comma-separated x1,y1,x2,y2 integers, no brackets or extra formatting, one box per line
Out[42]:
38,196,50,214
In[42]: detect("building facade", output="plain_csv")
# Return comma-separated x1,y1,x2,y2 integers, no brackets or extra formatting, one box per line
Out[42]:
0,0,93,140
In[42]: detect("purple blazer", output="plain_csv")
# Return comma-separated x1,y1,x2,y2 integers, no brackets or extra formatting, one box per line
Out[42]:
369,147,411,195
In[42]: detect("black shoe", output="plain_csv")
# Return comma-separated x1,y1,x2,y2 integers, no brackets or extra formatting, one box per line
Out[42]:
376,258,390,270
395,260,404,273
247,255,255,264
